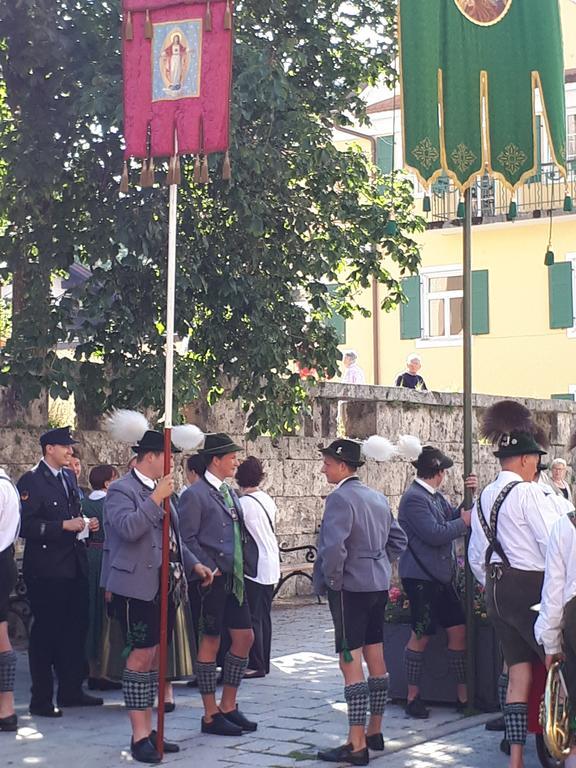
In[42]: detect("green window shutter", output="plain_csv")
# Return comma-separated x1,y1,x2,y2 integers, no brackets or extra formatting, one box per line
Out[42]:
471,269,489,335
326,284,346,344
551,393,575,401
376,136,394,175
548,262,574,329
400,276,422,340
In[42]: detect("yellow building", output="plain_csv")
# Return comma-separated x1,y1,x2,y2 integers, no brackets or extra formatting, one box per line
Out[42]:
336,0,576,401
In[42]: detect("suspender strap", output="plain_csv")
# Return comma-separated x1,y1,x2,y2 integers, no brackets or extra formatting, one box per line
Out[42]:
477,481,522,568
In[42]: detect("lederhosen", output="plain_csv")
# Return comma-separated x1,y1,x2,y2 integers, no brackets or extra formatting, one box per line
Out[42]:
477,481,544,667
562,513,576,704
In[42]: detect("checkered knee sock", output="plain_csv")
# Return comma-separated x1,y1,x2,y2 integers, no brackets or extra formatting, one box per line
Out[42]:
498,672,509,714
0,650,16,692
504,702,528,745
195,661,217,696
123,669,151,711
222,652,248,689
345,682,369,728
148,670,158,709
447,649,467,685
368,674,389,716
404,649,424,687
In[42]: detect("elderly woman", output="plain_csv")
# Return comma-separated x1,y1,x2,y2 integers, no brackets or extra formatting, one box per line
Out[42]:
236,456,280,678
550,458,572,502
395,354,428,391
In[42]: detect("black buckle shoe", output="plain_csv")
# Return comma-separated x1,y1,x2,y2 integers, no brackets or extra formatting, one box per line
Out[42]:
405,696,430,719
0,713,18,732
201,712,243,736
57,693,103,707
221,707,257,732
29,704,63,718
131,736,162,764
366,733,384,751
485,715,505,731
317,744,369,765
149,729,180,753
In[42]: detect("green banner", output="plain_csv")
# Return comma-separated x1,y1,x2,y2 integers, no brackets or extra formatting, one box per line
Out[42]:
399,0,567,191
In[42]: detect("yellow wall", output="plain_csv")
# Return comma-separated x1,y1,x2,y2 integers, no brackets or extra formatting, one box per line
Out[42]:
562,0,576,69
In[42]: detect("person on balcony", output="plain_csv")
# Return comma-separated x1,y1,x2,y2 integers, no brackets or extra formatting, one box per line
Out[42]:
395,354,428,391
341,350,366,385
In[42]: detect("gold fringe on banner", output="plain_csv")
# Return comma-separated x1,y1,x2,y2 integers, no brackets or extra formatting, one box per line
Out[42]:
224,0,232,29
139,161,148,187
173,154,181,186
120,160,129,194
222,150,231,180
148,157,155,186
205,0,212,31
200,155,209,184
145,9,153,39
193,155,201,183
166,156,175,186
125,10,133,40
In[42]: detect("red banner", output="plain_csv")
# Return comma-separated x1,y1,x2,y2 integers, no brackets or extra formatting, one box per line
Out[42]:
122,0,232,161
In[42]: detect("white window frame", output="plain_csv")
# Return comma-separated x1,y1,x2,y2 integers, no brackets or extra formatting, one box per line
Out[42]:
567,111,576,162
416,264,464,349
567,253,576,339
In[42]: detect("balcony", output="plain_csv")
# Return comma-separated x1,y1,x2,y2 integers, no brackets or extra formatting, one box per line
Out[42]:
426,160,576,227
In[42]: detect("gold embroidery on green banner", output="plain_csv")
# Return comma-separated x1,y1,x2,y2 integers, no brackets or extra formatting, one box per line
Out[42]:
450,143,477,174
496,143,528,175
412,138,440,169
454,0,513,27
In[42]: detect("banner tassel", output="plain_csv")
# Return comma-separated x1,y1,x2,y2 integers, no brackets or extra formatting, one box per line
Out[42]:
564,193,574,213
125,10,133,41
224,0,232,29
205,0,212,31
173,154,181,186
222,151,231,181
456,198,465,219
193,155,201,183
148,157,155,186
423,194,431,213
200,155,209,184
145,9,153,39
139,160,148,188
508,199,518,220
166,156,175,186
120,161,129,194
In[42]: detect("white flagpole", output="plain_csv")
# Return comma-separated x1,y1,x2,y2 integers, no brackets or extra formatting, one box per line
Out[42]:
157,173,178,756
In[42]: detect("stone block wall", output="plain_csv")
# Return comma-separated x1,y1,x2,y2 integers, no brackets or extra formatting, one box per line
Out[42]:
3,384,575,595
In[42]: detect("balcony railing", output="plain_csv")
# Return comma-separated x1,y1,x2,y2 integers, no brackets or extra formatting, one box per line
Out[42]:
427,160,576,225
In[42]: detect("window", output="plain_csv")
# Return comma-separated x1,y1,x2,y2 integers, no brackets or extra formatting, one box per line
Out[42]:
421,268,464,345
568,114,576,161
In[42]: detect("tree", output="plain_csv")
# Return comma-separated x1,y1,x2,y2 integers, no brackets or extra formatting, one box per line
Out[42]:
0,0,424,435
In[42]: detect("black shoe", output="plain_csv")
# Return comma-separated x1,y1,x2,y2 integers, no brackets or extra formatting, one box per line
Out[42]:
366,733,384,751
317,744,369,765
500,737,511,756
221,706,257,732
149,729,180,753
57,693,103,707
485,715,505,731
163,701,176,713
88,677,122,691
455,699,468,713
405,696,430,719
29,704,63,718
131,736,161,764
186,678,198,688
0,713,18,732
201,712,243,736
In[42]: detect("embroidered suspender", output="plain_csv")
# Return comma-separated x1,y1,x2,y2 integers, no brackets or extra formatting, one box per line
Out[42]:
476,481,523,568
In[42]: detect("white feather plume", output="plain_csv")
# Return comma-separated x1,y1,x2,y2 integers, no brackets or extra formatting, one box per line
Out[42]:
362,435,397,462
171,424,205,451
396,434,423,461
105,409,150,443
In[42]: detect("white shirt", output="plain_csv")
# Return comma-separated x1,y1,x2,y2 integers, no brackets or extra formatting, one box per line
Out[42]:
240,491,281,585
341,363,366,385
88,490,106,501
538,476,575,517
468,470,560,586
335,475,359,490
205,470,225,491
0,468,20,553
414,477,436,495
133,467,155,490
534,513,576,654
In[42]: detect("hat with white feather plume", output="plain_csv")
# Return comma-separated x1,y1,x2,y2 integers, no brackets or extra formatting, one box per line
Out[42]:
396,434,454,472
319,435,397,467
105,409,205,454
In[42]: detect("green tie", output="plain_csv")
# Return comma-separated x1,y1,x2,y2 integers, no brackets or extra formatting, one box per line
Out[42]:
220,483,244,605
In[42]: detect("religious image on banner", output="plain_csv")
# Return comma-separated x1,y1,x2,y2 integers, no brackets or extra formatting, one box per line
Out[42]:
153,21,202,101
455,0,511,26
120,0,233,191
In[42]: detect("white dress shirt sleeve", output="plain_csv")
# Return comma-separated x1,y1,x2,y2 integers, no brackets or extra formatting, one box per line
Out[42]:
534,515,569,654
0,475,21,552
468,499,487,586
524,484,559,562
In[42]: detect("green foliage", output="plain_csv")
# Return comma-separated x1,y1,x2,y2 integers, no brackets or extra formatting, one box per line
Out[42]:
0,0,423,435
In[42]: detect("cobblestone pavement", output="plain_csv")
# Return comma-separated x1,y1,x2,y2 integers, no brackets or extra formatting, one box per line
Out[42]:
4,603,544,767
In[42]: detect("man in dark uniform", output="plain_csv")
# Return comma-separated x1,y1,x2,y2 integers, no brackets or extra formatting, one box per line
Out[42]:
17,427,102,717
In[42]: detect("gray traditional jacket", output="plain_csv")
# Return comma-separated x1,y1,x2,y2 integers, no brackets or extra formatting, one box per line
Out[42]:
398,480,467,584
313,477,407,594
101,470,197,602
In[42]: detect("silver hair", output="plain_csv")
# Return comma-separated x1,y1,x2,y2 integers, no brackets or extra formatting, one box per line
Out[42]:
550,458,567,469
343,350,358,361
406,353,421,365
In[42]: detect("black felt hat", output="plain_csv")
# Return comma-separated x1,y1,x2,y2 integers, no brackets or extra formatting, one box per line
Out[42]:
40,426,79,448
131,430,181,454
411,445,453,472
197,433,242,456
493,432,546,458
320,439,365,468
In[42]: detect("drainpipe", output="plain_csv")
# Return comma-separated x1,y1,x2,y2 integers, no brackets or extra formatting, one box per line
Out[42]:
334,124,381,385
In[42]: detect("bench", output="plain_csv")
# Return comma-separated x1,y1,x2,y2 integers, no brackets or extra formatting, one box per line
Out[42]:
273,543,322,604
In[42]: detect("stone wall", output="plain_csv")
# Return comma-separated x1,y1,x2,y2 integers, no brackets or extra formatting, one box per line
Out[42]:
4,384,575,595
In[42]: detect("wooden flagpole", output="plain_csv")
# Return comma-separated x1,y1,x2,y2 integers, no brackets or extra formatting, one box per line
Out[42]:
157,176,178,757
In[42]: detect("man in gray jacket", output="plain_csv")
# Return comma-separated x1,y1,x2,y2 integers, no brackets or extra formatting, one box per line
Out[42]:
398,445,476,719
314,439,407,767
103,430,212,764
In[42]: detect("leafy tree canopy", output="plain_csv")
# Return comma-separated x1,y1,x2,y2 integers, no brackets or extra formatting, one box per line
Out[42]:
0,0,423,435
